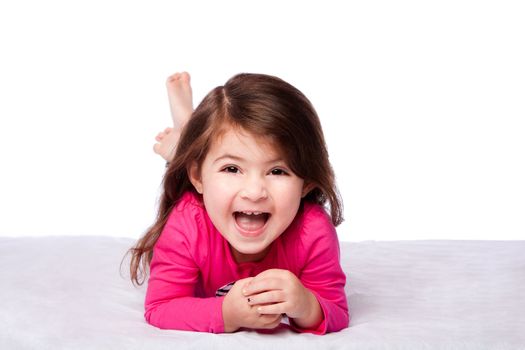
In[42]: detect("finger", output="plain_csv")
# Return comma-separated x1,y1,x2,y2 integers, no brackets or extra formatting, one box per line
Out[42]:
243,278,283,296
247,290,285,306
244,269,296,296
256,302,287,316
235,277,254,289
251,269,285,281
226,277,253,296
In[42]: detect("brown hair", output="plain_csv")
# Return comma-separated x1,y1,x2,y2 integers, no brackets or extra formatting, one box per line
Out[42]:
128,73,343,286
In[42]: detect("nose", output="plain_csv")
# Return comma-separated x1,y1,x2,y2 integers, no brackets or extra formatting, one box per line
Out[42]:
240,175,268,201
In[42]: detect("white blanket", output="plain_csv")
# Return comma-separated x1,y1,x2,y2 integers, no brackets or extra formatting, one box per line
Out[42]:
1,237,524,349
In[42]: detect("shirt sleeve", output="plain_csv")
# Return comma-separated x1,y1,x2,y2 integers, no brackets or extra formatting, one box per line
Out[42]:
144,200,225,333
289,205,349,334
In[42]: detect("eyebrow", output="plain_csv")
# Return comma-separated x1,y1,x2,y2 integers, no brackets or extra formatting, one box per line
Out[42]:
213,154,284,165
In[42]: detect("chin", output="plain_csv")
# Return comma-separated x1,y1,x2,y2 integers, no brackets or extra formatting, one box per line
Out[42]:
230,241,272,262
234,243,266,255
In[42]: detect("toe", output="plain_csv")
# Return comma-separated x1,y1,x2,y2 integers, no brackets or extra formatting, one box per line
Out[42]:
180,72,191,82
153,143,160,154
166,73,181,83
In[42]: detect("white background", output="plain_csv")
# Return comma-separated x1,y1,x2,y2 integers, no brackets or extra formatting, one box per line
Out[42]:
0,0,523,241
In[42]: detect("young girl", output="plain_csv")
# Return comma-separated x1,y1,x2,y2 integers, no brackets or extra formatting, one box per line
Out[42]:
129,72,349,334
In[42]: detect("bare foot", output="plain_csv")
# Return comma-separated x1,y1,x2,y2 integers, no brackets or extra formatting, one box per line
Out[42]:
153,127,179,161
153,72,194,162
167,72,193,130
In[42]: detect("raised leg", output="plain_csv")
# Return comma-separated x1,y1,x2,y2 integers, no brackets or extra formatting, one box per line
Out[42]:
153,72,194,162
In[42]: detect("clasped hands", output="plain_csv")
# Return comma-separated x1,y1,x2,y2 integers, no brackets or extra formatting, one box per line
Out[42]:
222,269,323,332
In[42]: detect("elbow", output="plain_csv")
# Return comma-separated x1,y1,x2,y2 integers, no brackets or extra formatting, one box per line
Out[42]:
341,300,350,329
144,303,164,329
144,306,155,327
343,308,350,329
339,306,350,331
330,302,350,333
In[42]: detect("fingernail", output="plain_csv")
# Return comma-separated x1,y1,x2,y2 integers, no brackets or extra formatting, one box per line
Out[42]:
242,289,248,296
247,298,251,303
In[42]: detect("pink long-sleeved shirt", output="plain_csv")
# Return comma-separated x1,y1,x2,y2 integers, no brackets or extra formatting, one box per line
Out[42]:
144,191,349,334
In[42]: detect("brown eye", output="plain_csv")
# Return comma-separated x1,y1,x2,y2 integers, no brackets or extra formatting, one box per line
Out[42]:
223,166,239,173
270,168,287,176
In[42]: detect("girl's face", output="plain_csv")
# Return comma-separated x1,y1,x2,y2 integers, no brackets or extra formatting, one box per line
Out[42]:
189,127,311,263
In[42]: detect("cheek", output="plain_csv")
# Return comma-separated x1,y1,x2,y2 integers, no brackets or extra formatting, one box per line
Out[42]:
202,177,234,209
274,179,304,200
272,181,304,213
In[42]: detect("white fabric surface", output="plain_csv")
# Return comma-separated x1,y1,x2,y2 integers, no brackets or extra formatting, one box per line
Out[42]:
0,237,524,349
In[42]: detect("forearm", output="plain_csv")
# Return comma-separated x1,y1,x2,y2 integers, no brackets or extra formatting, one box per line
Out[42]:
145,296,225,333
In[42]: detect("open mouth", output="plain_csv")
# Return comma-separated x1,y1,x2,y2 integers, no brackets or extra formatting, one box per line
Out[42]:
233,211,270,234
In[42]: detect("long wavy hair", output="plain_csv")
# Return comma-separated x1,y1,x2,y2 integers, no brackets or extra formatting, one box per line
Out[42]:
128,73,343,286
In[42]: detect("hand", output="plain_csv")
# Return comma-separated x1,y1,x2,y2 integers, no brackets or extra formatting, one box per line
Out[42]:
242,269,323,329
222,277,282,332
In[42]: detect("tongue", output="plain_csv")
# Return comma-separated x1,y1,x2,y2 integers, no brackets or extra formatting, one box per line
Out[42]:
235,213,267,231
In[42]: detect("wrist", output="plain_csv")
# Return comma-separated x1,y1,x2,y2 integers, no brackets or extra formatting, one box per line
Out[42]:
221,297,240,333
291,290,323,330
223,320,240,333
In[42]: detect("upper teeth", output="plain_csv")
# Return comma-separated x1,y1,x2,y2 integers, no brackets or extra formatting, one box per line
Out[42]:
241,211,263,215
